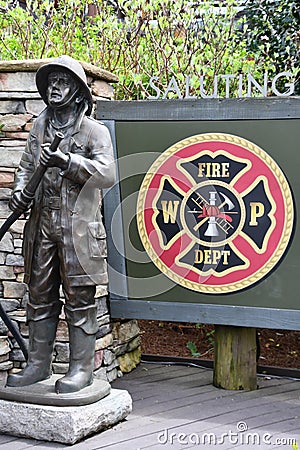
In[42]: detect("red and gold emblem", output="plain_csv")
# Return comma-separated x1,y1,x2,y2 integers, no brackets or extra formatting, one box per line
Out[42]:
137,133,295,294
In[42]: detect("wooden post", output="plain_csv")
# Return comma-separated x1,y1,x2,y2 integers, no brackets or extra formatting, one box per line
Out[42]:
213,325,257,390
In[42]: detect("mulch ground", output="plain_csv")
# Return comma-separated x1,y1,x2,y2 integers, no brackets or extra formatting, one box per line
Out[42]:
138,320,300,369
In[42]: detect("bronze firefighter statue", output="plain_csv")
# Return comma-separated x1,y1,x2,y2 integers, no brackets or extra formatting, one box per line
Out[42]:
6,55,116,393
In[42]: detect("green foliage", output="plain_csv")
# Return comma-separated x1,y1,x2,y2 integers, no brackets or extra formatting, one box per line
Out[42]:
186,341,201,358
246,0,299,93
206,328,215,345
187,326,215,358
0,0,294,99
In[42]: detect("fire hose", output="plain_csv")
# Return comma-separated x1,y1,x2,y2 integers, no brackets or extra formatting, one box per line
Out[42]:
0,131,64,360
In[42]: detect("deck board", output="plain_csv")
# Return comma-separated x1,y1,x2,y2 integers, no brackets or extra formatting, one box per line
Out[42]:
1,363,299,449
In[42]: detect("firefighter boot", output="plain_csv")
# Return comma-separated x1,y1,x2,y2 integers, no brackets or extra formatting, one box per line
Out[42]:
6,317,58,387
55,325,96,393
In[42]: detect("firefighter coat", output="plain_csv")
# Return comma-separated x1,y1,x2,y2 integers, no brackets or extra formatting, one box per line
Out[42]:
13,108,116,287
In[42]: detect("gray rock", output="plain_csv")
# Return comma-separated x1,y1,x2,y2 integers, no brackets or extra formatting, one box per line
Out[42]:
0,72,37,92
3,281,27,298
97,313,110,326
0,353,9,363
0,318,8,334
96,295,109,316
106,359,119,372
6,254,24,266
13,239,23,248
0,233,14,252
20,291,28,307
94,349,103,370
0,170,14,188
0,100,26,114
0,337,10,356
114,336,141,357
0,200,11,218
91,80,114,98
118,347,141,374
0,140,25,147
4,131,29,140
95,286,108,297
20,322,29,337
95,332,113,350
7,314,26,324
113,320,140,343
52,363,69,374
9,349,26,362
0,299,19,311
94,367,108,381
0,360,13,370
107,368,118,383
0,188,12,199
0,266,16,280
103,349,116,366
54,342,70,363
25,99,46,116
0,149,23,168
0,113,32,131
0,389,132,444
56,320,69,342
0,92,41,100
97,323,112,339
0,218,25,235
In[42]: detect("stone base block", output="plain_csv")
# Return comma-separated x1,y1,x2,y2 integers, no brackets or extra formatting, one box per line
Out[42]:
0,388,132,444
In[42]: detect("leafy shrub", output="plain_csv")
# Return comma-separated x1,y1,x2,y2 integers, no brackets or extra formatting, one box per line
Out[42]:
246,0,299,94
0,0,295,99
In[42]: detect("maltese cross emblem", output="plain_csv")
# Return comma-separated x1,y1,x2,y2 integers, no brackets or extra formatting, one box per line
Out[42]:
137,133,294,294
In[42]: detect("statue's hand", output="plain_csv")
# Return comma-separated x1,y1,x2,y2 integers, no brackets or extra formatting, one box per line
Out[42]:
40,144,70,170
9,191,31,212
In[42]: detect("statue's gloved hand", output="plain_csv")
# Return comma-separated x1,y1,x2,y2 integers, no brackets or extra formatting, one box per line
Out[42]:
9,191,31,213
40,144,70,170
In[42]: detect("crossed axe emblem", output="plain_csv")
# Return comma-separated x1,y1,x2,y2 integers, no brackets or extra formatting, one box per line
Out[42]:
189,191,237,236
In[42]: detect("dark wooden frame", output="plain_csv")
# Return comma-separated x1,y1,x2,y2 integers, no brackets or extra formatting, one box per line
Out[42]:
98,98,300,330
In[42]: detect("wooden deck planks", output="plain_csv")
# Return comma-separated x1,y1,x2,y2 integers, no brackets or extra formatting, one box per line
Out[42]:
0,438,42,449
70,367,300,450
132,385,300,421
127,373,214,400
1,363,299,450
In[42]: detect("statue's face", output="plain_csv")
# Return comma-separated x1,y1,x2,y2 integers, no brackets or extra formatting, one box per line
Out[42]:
47,71,78,107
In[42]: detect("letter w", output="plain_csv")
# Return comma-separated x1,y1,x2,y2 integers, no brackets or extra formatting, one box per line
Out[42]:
161,201,180,223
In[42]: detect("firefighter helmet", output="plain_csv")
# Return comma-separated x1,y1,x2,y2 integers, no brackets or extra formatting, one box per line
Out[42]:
36,55,93,115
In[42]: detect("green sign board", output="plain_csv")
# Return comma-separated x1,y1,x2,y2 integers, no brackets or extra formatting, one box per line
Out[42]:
98,98,300,330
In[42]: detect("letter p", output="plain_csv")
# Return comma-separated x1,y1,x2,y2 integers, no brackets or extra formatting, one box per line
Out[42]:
249,202,264,226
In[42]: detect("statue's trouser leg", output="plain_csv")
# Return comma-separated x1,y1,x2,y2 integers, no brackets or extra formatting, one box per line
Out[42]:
6,301,62,387
6,226,63,388
55,286,98,394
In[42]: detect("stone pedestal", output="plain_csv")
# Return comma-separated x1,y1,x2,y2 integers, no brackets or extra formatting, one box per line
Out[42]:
0,388,132,444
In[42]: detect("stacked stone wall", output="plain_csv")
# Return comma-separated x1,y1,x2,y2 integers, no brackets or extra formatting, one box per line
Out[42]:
0,59,141,385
